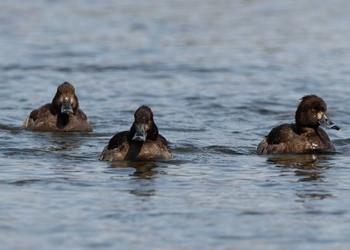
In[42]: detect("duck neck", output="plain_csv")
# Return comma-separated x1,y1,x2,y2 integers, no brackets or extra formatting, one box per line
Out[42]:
295,122,319,133
57,114,70,127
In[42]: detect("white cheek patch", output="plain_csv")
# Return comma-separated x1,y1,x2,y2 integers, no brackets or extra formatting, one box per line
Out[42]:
317,112,323,120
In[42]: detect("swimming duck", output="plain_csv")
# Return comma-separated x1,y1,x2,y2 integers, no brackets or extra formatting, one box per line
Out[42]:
24,82,92,132
257,95,339,155
100,105,172,161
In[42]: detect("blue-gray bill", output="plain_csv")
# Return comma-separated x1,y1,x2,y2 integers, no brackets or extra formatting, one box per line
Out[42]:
319,114,340,130
61,99,73,114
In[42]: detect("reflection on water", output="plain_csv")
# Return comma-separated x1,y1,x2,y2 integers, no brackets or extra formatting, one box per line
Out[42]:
267,154,333,181
268,154,320,169
108,161,161,179
107,161,161,197
50,132,94,151
267,154,334,172
1,0,350,249
47,139,81,151
294,170,325,182
296,190,332,200
267,154,334,200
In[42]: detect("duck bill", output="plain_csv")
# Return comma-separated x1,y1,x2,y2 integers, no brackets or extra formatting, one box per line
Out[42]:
319,114,340,130
132,124,147,141
61,98,73,114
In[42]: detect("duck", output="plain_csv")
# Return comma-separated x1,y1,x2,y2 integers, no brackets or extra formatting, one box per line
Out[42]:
257,95,339,155
24,82,93,132
100,105,172,161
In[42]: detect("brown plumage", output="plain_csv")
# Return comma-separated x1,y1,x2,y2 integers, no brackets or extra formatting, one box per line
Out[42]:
257,95,339,155
100,105,172,161
24,82,92,132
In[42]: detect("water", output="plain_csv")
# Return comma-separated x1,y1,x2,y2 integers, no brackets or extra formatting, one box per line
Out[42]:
1,0,350,249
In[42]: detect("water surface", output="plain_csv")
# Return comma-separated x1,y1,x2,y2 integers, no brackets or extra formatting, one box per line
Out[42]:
1,1,350,249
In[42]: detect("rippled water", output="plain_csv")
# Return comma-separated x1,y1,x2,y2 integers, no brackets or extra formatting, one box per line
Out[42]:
1,0,350,249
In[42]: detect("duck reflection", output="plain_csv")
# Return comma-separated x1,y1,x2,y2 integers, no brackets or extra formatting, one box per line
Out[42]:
46,132,86,151
48,139,80,151
267,154,332,178
108,161,160,179
108,161,162,197
267,154,334,200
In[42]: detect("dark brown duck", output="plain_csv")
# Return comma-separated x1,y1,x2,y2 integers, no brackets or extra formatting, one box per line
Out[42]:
257,95,339,155
24,82,92,132
100,105,172,161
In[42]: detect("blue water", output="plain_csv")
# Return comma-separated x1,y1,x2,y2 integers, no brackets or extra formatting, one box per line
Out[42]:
1,1,350,249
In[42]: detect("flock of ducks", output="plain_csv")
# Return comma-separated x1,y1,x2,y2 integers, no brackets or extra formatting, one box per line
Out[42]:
23,82,340,161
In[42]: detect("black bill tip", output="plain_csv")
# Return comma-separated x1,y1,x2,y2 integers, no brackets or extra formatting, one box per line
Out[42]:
331,125,340,130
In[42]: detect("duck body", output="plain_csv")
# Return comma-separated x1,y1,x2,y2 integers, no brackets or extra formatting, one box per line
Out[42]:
257,123,335,154
24,82,92,132
257,95,339,155
100,105,172,161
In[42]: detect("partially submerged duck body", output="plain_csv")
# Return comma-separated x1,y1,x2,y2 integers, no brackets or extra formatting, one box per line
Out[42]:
257,95,339,155
100,105,172,161
24,82,92,132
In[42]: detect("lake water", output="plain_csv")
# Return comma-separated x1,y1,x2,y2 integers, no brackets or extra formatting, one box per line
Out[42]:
1,0,350,249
